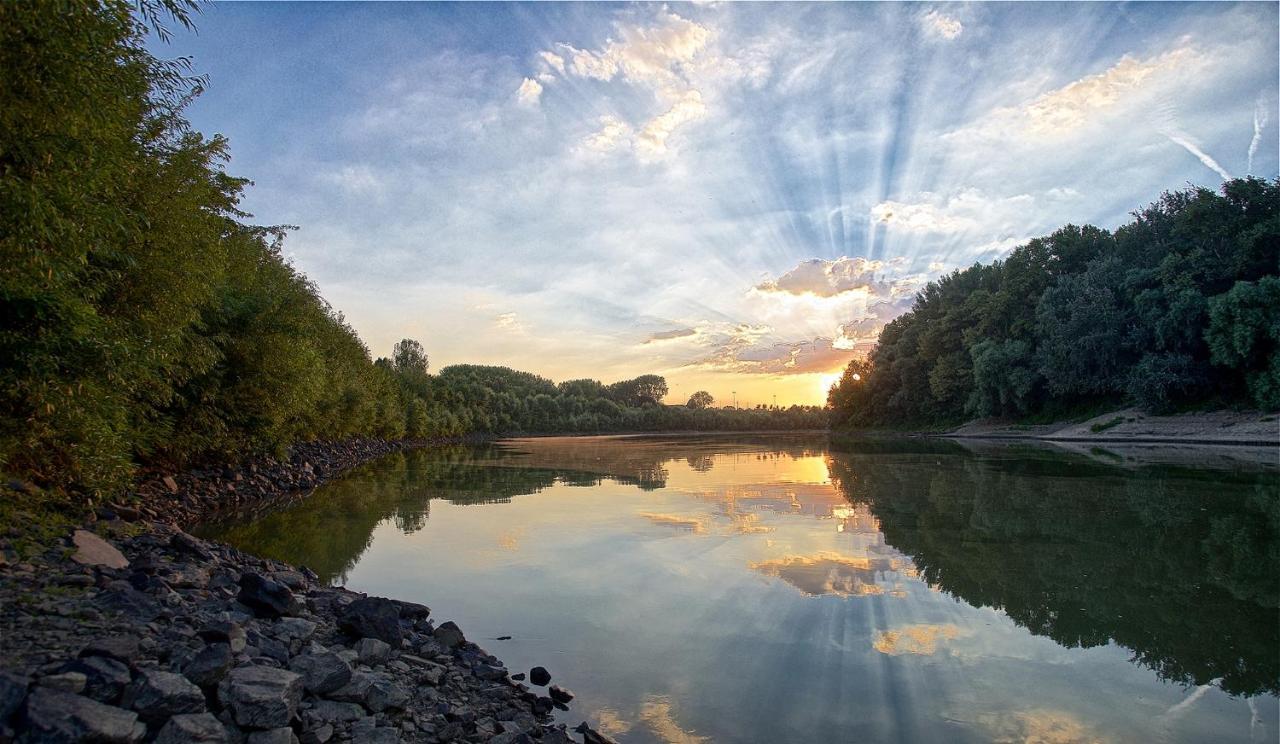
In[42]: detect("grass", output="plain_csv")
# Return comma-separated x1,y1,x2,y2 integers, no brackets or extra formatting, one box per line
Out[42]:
0,479,84,561
1089,416,1127,434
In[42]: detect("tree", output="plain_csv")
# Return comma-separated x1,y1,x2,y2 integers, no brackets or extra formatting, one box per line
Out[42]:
392,339,429,381
686,391,714,410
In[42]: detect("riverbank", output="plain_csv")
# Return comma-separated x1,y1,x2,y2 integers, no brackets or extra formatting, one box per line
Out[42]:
943,407,1278,446
0,439,615,743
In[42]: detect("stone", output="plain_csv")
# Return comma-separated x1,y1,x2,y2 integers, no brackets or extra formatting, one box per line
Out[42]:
170,530,214,561
154,712,230,743
37,672,87,694
246,630,290,665
122,669,206,721
288,650,351,695
217,666,303,730
247,727,299,744
390,599,430,620
353,638,391,665
272,617,317,646
474,663,506,682
433,621,465,649
80,635,141,663
238,573,298,619
338,597,402,648
548,685,574,704
362,673,409,713
529,666,551,686
71,529,129,569
199,621,248,653
575,722,619,744
304,700,364,723
299,723,334,744
0,671,29,724
510,672,526,681
58,655,131,704
22,687,145,743
162,475,179,493
184,643,234,688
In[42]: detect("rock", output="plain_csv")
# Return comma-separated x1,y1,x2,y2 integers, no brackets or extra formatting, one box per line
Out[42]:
170,530,214,561
71,529,130,569
162,475,179,493
433,621,465,649
58,656,131,704
271,570,307,590
80,635,141,663
510,672,526,681
217,666,303,730
474,663,506,682
390,599,430,620
122,669,206,721
299,723,334,744
304,700,364,724
247,727,299,744
529,666,551,686
0,672,29,724
353,638,391,665
184,643,233,688
362,673,409,713
288,650,351,695
548,685,574,704
154,712,230,743
238,573,298,619
575,722,618,744
246,630,290,665
199,621,248,653
272,617,317,647
338,597,402,648
37,672,87,694
22,687,145,742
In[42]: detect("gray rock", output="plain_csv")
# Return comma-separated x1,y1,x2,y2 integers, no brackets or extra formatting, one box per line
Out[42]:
246,727,299,744
22,687,145,742
474,663,506,682
218,666,303,730
71,529,129,569
80,635,141,663
353,638,391,665
154,712,230,743
338,597,402,648
548,685,574,704
122,669,206,721
288,650,351,695
529,666,551,686
0,671,29,724
184,643,234,688
59,655,132,704
304,700,364,723
432,621,464,649
246,630,290,665
199,621,248,653
272,618,317,645
299,723,334,744
362,673,409,713
37,672,86,694
170,530,214,561
238,573,299,619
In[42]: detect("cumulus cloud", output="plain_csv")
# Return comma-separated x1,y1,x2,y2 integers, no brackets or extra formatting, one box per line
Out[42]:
870,200,981,233
515,77,543,107
751,552,894,597
644,328,698,344
919,10,963,40
873,624,966,655
495,312,526,333
692,335,857,376
755,256,897,298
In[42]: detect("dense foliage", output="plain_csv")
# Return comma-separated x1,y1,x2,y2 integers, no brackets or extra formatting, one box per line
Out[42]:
0,1,821,501
829,179,1280,427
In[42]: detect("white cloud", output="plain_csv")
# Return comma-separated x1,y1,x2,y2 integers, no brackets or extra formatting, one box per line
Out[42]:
515,77,543,107
871,200,979,233
636,90,708,158
581,115,633,153
756,256,895,298
920,10,963,40
538,50,566,75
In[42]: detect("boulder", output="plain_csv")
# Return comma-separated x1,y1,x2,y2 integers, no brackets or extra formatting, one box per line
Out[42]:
353,638,391,665
247,727,299,744
154,712,229,743
548,685,574,704
433,621,465,649
71,529,129,569
183,643,233,688
79,635,141,663
288,650,351,695
0,672,29,724
21,687,145,743
217,666,303,730
57,656,131,704
37,672,86,694
199,621,248,653
238,573,298,618
122,669,206,721
170,531,214,561
304,700,364,724
338,598,402,648
529,666,551,686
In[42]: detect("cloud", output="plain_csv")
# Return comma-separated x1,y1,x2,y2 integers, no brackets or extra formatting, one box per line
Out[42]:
639,512,707,534
494,312,527,333
644,328,698,344
871,200,980,233
637,90,708,158
515,77,543,107
1249,95,1269,174
1162,129,1231,181
755,257,897,298
554,10,711,94
751,552,893,597
537,50,565,75
920,10,963,40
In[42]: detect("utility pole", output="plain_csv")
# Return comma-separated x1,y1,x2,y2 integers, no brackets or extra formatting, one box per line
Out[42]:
732,391,737,409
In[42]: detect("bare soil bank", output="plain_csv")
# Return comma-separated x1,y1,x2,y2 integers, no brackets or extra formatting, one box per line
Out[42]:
944,408,1278,447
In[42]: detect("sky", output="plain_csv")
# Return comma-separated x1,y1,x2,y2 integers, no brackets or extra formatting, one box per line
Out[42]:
154,2,1279,406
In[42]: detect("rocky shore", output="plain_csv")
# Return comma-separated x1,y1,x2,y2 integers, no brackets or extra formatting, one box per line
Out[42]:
0,440,614,743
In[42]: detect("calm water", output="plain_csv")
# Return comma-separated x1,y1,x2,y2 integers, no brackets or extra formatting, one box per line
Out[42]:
200,435,1280,743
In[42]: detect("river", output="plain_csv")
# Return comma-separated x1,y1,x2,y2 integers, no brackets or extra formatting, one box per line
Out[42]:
199,434,1279,743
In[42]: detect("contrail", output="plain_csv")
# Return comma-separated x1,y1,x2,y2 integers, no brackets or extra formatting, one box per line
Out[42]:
1163,130,1232,181
1247,96,1268,175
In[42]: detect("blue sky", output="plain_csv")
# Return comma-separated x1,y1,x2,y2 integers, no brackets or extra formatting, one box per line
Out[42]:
156,2,1279,405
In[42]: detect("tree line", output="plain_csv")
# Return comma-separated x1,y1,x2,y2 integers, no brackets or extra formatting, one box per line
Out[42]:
829,178,1280,428
0,1,821,503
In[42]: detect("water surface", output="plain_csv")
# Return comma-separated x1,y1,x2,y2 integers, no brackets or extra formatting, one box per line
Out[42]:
201,435,1279,743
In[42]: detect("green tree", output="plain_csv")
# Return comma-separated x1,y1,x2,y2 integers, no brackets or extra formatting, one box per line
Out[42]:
686,391,714,410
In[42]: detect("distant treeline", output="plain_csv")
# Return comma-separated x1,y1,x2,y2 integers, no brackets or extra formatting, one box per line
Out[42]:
829,178,1280,428
0,1,820,501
